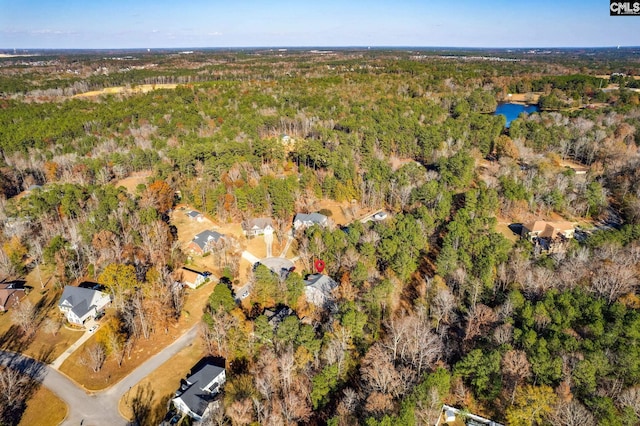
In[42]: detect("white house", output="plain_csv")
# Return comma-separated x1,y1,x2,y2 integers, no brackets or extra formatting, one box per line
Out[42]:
172,363,226,422
177,267,208,289
304,274,338,309
293,213,328,231
186,210,204,222
241,218,274,237
58,286,111,326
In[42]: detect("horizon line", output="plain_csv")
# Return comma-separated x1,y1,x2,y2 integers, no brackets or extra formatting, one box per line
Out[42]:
1,45,638,51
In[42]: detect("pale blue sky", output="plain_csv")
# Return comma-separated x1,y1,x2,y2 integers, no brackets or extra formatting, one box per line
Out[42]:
0,0,637,49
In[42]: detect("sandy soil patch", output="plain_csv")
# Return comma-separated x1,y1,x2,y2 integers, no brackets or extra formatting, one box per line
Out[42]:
315,199,356,227
113,171,153,195
72,84,179,98
557,159,589,174
389,156,419,172
504,92,541,104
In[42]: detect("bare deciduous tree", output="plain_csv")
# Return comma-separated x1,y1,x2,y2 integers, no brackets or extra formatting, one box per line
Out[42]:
226,398,254,425
81,343,106,373
590,258,636,304
618,387,640,418
11,299,37,336
0,367,28,408
365,391,393,415
202,310,237,357
430,287,456,331
464,303,497,341
360,343,402,397
502,349,532,403
547,400,596,426
42,317,61,336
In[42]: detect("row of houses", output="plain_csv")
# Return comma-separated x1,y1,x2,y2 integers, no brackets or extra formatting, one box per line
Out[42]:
187,211,330,256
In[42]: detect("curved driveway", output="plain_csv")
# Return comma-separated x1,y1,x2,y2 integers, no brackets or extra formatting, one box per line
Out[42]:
0,322,200,426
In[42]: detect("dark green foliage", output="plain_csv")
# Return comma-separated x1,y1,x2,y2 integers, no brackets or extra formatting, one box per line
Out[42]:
208,284,236,313
311,364,340,409
455,349,502,400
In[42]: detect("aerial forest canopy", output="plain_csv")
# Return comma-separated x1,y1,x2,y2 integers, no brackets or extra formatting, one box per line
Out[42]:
1,48,640,425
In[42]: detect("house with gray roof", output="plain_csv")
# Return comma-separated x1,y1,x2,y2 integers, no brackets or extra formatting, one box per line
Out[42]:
186,210,204,221
172,362,226,422
304,274,338,309
241,218,274,237
263,306,296,330
58,285,111,326
293,212,328,231
189,230,224,255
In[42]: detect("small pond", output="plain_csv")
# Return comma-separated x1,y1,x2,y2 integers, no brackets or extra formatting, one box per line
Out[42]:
494,103,540,127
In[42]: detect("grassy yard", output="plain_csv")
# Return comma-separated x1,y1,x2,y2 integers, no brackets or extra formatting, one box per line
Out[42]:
18,385,67,426
59,279,215,390
0,269,86,363
118,337,205,424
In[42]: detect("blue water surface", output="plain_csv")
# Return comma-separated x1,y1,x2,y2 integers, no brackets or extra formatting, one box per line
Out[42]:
494,103,540,127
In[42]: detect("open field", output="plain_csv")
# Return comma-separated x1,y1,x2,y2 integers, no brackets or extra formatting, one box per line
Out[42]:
18,384,67,426
504,92,541,104
114,171,153,195
72,83,179,98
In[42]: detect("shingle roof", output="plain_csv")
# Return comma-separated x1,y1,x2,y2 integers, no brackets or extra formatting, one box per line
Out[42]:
58,286,107,319
0,282,25,311
176,364,225,417
304,274,338,291
294,213,327,225
523,220,574,239
242,218,273,232
192,230,224,250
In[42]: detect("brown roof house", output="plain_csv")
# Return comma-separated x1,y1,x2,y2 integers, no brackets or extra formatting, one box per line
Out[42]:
521,220,575,254
521,220,575,241
176,267,209,289
0,281,26,311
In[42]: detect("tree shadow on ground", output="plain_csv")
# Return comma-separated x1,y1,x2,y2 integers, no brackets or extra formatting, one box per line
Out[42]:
128,382,159,426
35,344,56,364
0,324,31,353
0,356,46,426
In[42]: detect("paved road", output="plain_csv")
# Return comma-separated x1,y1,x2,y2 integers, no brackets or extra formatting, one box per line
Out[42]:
0,322,201,426
102,323,200,401
0,351,123,426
